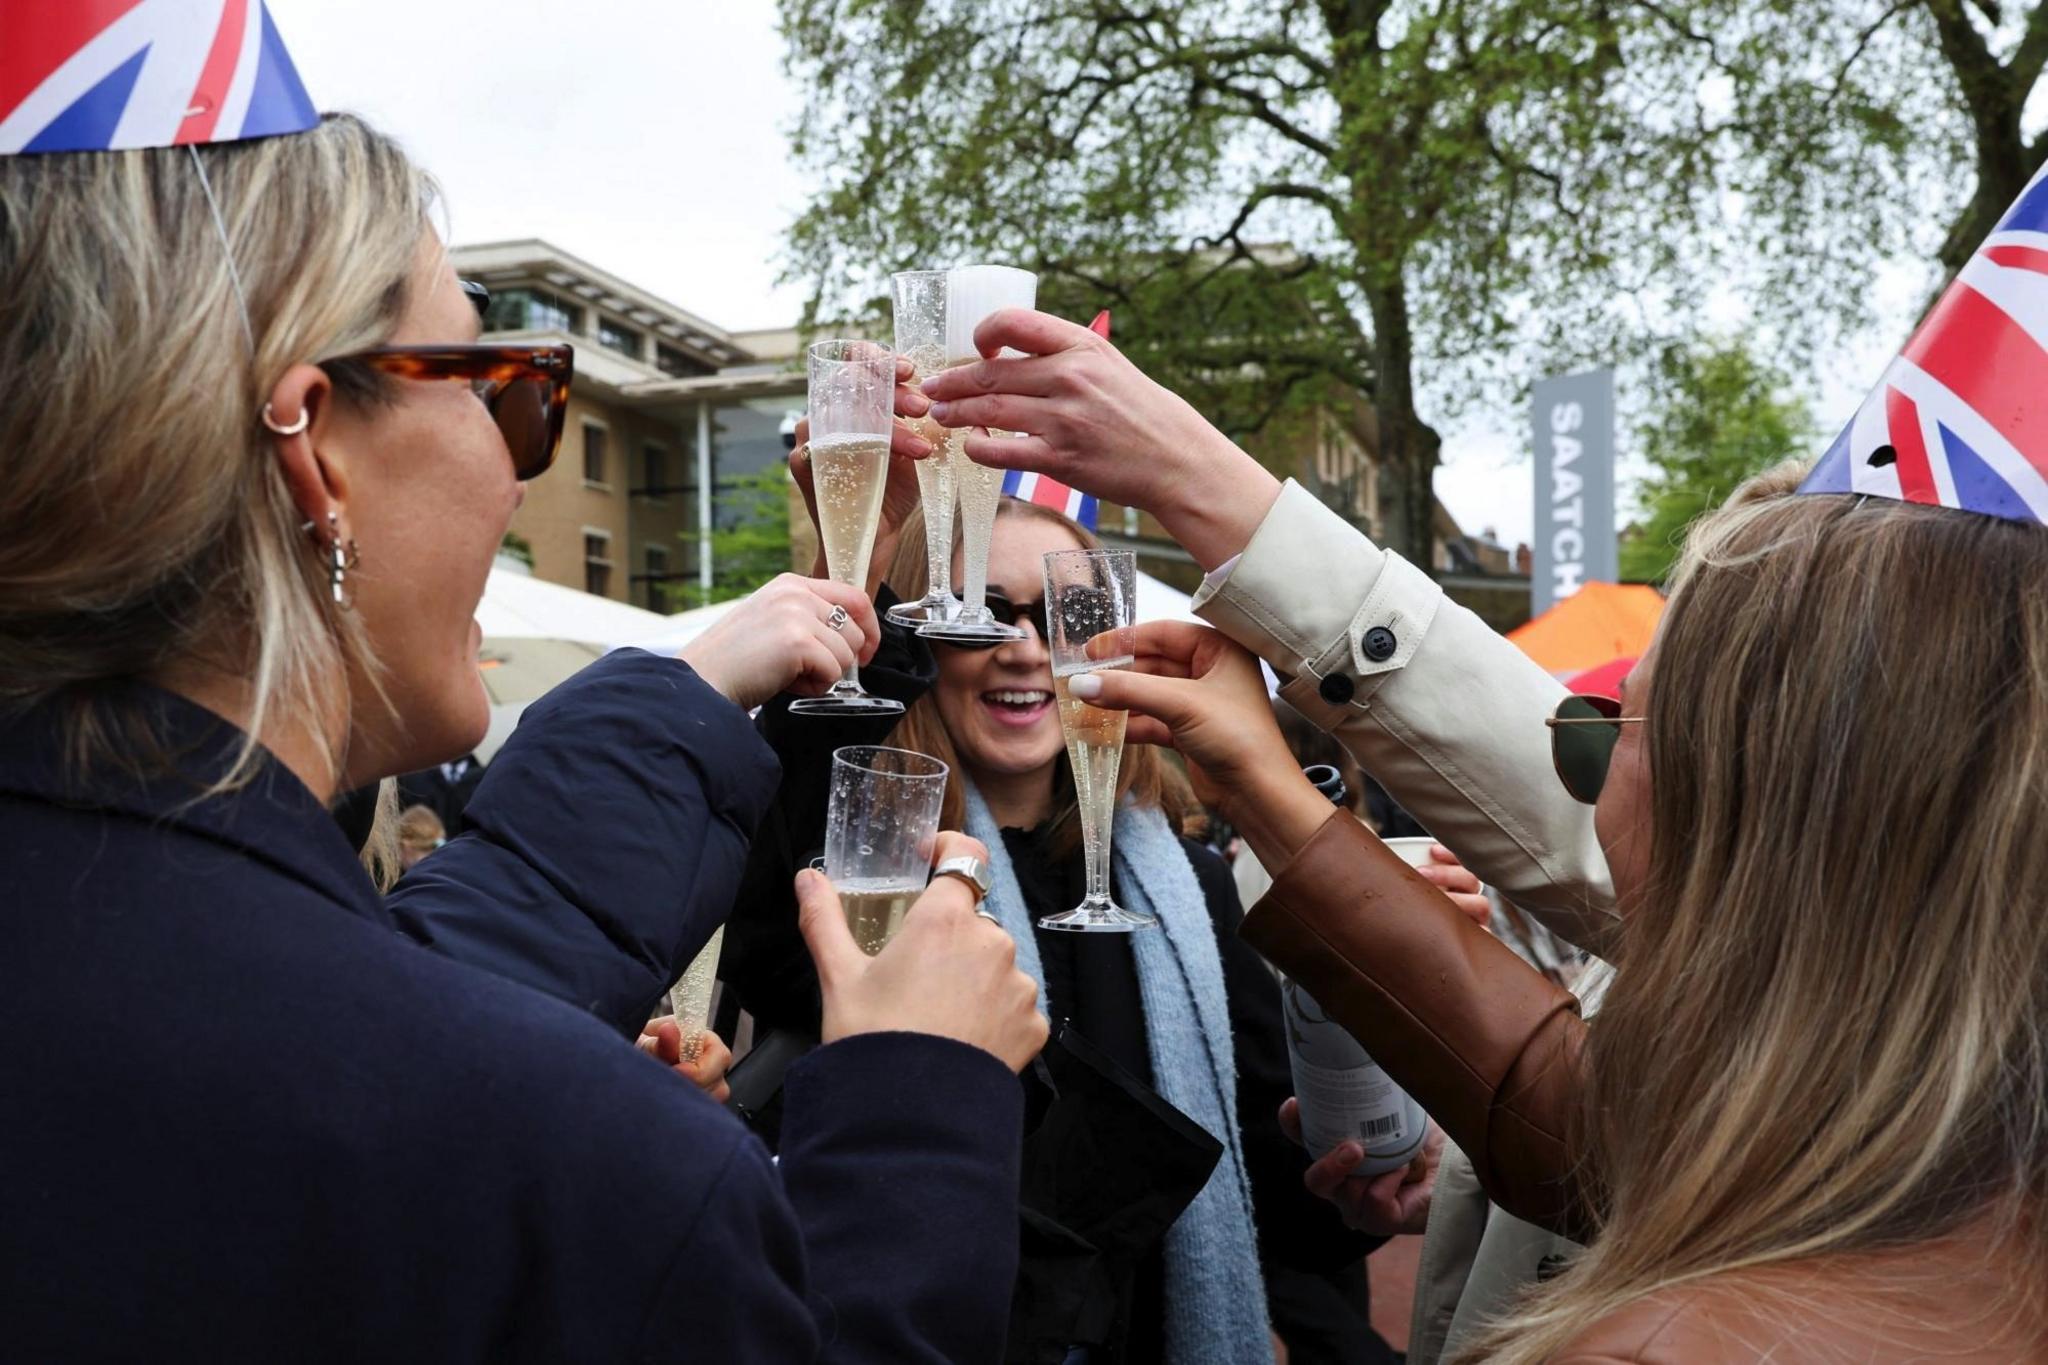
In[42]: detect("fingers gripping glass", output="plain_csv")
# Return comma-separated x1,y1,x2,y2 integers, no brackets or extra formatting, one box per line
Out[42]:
332,345,573,480
1545,694,1644,804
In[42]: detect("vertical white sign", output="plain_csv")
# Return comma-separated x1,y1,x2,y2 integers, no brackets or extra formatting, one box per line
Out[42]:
1531,370,1617,615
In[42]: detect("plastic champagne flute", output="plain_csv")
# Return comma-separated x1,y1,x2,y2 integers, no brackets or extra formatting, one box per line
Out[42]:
916,264,1035,645
1038,547,1155,931
824,746,951,955
790,340,906,716
884,270,964,627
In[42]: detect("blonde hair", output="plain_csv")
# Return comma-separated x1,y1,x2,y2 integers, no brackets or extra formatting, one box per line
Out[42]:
1466,464,2048,1360
886,498,1192,852
0,115,435,795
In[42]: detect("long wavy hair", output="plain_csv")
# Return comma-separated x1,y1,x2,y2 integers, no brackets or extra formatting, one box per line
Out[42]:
885,497,1193,853
1465,463,2048,1360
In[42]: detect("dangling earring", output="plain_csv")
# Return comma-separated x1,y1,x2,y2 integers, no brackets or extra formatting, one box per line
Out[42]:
318,512,360,610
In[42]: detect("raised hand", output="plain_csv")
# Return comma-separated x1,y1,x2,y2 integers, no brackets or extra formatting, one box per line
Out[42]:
678,573,879,710
917,309,1281,567
795,831,1049,1072
1066,622,1333,866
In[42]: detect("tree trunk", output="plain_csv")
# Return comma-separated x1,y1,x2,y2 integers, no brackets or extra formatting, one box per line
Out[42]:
1925,0,2048,279
1363,276,1444,572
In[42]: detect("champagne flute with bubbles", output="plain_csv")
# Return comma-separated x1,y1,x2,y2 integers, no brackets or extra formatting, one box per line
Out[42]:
885,271,963,627
825,746,951,955
1039,548,1155,932
916,265,1035,645
790,340,905,716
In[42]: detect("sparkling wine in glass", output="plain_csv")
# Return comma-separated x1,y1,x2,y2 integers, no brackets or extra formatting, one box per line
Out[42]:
665,926,724,1063
885,271,962,628
825,745,951,954
1039,547,1155,932
791,340,905,716
917,264,1035,646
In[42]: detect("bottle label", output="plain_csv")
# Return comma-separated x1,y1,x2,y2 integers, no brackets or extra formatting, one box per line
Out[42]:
1290,1055,1412,1156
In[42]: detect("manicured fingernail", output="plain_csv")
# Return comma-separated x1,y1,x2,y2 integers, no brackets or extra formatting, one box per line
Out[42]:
929,400,954,424
901,389,931,415
795,868,820,892
1066,673,1103,700
905,435,934,457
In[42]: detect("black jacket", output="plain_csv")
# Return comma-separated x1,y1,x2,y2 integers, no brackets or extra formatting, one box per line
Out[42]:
720,612,1379,1363
0,652,1020,1362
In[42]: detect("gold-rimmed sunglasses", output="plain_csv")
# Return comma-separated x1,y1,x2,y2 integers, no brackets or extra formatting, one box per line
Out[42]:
1545,693,1646,804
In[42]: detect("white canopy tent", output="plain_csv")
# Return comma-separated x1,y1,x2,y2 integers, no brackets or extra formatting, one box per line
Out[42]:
473,563,1269,760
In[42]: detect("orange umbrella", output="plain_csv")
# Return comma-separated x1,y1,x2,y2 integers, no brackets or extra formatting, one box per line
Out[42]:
1507,583,1665,678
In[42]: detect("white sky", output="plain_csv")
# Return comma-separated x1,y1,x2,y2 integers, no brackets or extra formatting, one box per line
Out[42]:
272,0,1924,549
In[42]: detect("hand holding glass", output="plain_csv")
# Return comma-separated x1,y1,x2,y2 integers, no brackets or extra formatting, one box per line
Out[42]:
791,341,904,716
1039,548,1154,931
826,746,951,954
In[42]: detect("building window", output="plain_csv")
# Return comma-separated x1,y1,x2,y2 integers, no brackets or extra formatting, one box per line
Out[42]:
656,343,707,378
643,443,668,494
598,317,643,358
582,422,608,485
483,286,583,335
584,532,613,597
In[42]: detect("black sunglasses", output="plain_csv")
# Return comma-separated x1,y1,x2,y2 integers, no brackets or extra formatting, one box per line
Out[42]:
931,588,1049,650
1544,693,1645,804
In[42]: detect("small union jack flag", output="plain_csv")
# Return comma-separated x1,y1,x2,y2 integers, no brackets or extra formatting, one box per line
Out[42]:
1800,161,2048,526
1,0,318,156
1001,309,1110,529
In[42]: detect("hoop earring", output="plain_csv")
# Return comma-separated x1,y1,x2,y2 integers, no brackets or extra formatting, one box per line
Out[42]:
262,403,310,436
321,512,360,610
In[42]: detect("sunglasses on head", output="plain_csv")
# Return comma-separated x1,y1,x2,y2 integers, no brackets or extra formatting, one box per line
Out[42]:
932,588,1049,650
1544,693,1645,804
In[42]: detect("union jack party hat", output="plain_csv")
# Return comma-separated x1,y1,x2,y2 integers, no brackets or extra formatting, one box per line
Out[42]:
2,0,319,156
1001,310,1111,530
1800,160,2048,526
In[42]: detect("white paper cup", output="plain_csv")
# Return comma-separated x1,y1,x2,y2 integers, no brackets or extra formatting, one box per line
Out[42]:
1380,836,1438,869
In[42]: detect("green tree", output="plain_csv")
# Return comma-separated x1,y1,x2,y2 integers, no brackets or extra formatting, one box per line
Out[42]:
779,1,2046,569
779,0,1752,567
669,469,794,609
1619,339,1813,585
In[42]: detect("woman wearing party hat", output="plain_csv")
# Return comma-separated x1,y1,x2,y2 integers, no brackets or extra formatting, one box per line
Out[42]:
924,161,2048,1359
0,4,1045,1360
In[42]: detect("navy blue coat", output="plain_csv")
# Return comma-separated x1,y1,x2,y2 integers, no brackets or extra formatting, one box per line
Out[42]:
0,652,1020,1362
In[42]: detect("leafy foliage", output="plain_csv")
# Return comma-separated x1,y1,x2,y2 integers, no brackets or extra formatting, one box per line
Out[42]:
668,469,795,609
1619,338,1813,585
778,0,2047,565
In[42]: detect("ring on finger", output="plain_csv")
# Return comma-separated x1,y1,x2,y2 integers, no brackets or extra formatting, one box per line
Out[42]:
825,604,851,634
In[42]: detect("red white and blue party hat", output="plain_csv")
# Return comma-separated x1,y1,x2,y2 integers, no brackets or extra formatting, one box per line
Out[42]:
1,0,318,156
1800,161,2048,525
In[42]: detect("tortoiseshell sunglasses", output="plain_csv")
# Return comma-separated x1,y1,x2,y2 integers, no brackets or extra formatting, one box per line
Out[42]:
328,344,574,480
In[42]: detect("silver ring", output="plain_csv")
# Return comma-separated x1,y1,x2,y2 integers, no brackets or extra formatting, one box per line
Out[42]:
932,855,993,906
974,907,1000,923
825,604,851,633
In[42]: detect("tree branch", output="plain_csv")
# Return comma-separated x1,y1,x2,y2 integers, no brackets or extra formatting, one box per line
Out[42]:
1191,74,1339,160
2012,0,2048,91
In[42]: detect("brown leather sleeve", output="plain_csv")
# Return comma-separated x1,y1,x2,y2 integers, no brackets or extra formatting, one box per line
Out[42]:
1240,810,1595,1238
